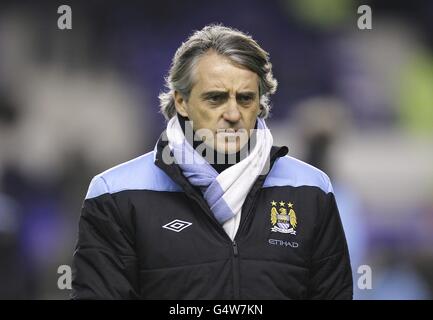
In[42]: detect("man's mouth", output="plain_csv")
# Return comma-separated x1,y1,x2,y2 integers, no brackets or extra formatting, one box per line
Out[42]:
216,128,242,134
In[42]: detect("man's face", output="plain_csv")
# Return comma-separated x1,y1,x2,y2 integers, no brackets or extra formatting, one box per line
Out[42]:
174,52,260,154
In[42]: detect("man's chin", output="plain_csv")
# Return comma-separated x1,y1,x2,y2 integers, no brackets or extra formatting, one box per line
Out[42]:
214,141,242,155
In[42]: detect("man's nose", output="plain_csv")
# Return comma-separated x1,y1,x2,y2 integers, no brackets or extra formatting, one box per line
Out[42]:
223,98,241,123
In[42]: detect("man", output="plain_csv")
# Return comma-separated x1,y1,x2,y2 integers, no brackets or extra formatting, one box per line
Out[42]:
72,25,353,299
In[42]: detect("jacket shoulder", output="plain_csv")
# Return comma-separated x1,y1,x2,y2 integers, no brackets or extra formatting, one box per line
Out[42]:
85,151,181,199
264,155,333,194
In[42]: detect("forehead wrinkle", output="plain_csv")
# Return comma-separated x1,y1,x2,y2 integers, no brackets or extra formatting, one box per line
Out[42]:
200,77,259,97
194,54,259,93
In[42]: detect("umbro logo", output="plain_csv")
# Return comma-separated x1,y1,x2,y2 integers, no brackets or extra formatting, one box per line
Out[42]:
162,219,192,232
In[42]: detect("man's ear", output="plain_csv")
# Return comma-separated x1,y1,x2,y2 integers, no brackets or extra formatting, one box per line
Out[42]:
258,104,263,115
174,91,189,117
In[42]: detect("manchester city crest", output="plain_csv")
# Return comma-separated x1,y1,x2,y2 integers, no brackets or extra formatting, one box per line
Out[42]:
270,200,297,235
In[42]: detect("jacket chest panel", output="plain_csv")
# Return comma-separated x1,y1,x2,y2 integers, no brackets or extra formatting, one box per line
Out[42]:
236,186,322,268
127,190,231,270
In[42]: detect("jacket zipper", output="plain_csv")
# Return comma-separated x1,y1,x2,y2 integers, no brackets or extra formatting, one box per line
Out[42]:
171,185,242,299
234,175,267,242
232,240,240,299
156,142,287,300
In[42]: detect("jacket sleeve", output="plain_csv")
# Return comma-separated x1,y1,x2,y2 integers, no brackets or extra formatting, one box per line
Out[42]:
308,183,353,300
71,176,139,299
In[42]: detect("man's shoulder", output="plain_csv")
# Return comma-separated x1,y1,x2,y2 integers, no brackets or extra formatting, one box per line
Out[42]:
264,155,333,194
85,151,181,200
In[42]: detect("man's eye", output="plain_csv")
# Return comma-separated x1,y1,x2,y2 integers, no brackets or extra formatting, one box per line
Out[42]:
207,95,224,103
238,95,254,103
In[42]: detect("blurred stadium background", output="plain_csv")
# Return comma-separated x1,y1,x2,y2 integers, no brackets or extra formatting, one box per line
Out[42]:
0,0,432,299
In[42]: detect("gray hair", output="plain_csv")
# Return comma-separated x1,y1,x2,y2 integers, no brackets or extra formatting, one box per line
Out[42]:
158,24,278,120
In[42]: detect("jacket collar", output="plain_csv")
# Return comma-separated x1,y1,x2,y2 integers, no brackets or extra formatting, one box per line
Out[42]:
153,130,288,240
